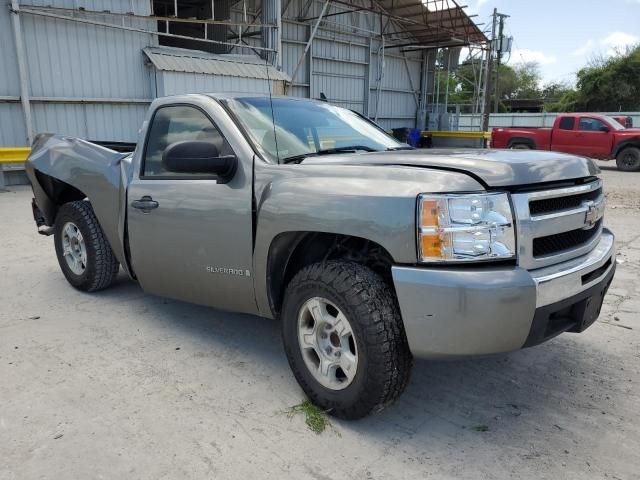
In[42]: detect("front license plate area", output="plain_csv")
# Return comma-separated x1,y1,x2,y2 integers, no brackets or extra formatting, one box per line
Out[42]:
569,283,609,333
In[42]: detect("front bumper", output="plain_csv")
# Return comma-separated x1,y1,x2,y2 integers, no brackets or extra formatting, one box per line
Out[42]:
392,229,615,358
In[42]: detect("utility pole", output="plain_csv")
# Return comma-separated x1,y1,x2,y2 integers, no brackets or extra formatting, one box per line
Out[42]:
493,12,509,113
480,8,497,135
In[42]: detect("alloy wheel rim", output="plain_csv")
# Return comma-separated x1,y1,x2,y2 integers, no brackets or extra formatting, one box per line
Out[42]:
297,297,358,390
61,222,87,275
622,152,636,167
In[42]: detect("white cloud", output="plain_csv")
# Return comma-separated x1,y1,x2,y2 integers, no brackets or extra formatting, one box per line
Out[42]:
509,48,557,65
572,39,595,57
572,32,638,58
463,0,489,15
459,45,486,62
601,31,639,54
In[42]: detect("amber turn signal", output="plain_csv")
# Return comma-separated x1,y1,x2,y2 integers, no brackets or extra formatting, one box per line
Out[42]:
420,199,439,227
420,234,443,258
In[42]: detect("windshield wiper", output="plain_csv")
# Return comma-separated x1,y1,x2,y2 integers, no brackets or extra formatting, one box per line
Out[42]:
387,145,415,151
280,145,377,164
280,152,319,164
317,145,378,154
280,144,408,164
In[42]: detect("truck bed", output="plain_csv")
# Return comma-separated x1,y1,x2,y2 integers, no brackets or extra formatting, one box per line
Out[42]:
491,127,552,149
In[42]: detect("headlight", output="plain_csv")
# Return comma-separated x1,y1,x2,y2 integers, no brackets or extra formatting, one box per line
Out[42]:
418,192,516,262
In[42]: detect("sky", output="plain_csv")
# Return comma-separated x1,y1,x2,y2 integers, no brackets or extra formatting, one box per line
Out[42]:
461,0,640,85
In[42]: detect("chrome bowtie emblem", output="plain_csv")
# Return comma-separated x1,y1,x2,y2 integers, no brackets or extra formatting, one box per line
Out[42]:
584,199,604,227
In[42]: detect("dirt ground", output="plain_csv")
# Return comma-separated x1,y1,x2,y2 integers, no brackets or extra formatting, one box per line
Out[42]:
1,161,638,480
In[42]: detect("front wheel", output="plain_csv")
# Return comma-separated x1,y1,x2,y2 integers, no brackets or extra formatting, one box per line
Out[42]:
281,261,412,419
54,201,120,292
616,147,640,172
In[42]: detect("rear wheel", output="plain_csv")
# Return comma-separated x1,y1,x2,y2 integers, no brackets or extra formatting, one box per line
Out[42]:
510,143,532,150
616,147,640,172
281,261,412,419
54,201,119,292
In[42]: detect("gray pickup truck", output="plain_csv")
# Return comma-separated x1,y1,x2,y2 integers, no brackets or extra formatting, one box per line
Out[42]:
26,94,615,419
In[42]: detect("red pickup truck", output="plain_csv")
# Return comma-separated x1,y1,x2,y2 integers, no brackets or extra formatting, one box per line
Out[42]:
491,113,640,171
611,115,633,128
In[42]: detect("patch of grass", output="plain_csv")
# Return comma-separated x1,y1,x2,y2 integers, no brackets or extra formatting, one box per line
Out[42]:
287,400,330,434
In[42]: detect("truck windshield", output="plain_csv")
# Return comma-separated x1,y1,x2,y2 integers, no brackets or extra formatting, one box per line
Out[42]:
222,97,404,163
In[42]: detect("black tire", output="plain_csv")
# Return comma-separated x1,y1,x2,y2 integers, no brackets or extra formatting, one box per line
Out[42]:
53,201,119,292
281,261,412,419
616,147,640,172
510,143,532,150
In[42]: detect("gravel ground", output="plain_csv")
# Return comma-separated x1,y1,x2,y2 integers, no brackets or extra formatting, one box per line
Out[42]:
1,161,638,480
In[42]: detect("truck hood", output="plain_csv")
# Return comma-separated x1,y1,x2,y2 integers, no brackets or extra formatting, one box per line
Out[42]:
615,129,640,136
302,148,600,188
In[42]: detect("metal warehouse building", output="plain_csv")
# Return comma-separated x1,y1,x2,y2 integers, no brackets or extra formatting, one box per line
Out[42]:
0,0,486,149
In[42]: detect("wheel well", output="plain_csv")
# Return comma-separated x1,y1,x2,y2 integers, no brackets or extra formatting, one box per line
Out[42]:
614,141,640,158
34,170,87,224
267,232,395,316
507,137,536,149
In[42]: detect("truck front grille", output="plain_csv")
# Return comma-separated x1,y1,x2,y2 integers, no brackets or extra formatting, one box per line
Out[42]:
512,179,604,270
529,186,602,215
533,219,602,257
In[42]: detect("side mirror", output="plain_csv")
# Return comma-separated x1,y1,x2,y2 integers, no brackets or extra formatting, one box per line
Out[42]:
599,125,610,133
162,141,237,181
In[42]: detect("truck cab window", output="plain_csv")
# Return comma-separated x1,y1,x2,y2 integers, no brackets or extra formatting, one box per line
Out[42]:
558,117,575,130
142,105,232,177
579,118,606,132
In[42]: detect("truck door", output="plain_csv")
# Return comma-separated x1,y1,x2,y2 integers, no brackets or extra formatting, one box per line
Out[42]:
574,117,613,159
550,116,580,154
126,104,256,314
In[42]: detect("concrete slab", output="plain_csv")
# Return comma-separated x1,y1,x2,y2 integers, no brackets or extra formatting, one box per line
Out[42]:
1,162,638,479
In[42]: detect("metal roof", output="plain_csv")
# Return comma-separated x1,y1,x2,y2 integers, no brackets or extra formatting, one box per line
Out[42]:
143,47,291,82
332,0,487,48
385,0,487,46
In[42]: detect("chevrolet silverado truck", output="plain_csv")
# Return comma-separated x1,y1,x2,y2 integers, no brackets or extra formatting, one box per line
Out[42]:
26,95,616,419
491,113,640,171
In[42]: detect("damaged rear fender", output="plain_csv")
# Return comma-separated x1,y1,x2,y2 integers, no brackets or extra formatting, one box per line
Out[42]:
27,134,134,277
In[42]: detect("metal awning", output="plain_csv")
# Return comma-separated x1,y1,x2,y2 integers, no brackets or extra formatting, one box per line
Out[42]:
143,47,291,81
331,0,487,49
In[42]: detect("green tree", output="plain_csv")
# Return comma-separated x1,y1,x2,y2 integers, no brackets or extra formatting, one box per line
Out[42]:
510,62,542,98
541,81,576,112
573,45,640,111
433,61,520,111
545,89,580,112
495,63,518,100
434,46,640,113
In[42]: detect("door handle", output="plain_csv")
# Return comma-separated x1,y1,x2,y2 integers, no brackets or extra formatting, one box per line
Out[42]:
131,196,159,211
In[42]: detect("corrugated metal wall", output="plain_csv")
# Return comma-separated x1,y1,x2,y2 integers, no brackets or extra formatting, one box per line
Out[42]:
0,0,154,146
0,104,27,147
371,50,422,128
1,0,428,146
275,0,423,130
0,3,26,146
